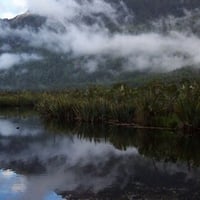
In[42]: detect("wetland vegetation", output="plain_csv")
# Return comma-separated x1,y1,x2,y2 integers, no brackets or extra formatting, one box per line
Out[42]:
1,79,200,132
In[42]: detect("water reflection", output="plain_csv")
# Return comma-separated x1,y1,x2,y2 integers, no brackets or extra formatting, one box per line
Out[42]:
0,113,200,199
0,169,63,200
46,121,200,167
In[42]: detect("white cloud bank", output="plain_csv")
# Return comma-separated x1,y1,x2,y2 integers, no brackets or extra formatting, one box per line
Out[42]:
1,0,200,72
18,24,200,72
0,53,41,70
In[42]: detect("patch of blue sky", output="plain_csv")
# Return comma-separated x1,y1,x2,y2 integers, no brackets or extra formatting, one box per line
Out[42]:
0,169,64,200
0,0,27,19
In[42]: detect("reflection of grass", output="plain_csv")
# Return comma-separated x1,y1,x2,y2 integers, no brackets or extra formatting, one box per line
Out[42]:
2,80,200,132
44,120,200,167
44,120,200,166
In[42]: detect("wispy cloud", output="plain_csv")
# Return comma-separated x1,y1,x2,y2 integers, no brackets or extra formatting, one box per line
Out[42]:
0,53,42,70
1,0,200,72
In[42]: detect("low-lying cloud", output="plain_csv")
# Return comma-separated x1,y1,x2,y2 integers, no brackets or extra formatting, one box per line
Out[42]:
0,53,41,70
26,26,200,72
1,0,200,72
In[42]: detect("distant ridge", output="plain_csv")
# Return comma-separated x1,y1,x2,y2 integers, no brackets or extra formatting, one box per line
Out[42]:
0,0,200,90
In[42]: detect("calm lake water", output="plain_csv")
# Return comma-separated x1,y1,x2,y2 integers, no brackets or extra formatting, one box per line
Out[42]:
0,110,200,200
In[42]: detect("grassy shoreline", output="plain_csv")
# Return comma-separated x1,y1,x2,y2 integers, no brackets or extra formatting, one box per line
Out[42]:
1,80,200,132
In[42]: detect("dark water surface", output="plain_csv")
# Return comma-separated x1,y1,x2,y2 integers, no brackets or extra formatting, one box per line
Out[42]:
0,110,200,200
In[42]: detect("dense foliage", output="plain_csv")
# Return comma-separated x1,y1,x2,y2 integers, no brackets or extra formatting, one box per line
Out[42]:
37,80,200,131
1,80,200,132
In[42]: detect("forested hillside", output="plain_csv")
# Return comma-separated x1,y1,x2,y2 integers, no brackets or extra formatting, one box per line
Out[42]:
0,0,200,90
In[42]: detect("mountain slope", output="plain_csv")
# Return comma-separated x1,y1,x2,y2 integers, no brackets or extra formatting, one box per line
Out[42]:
0,0,200,90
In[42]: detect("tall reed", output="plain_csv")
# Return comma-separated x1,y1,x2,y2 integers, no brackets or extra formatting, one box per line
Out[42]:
2,80,200,132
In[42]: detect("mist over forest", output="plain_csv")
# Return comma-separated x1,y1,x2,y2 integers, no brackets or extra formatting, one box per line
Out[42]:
1,0,200,89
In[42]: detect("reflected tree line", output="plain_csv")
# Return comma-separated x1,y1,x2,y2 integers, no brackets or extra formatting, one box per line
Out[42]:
45,120,200,168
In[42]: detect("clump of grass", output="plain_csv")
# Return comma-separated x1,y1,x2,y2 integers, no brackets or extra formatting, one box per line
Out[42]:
36,80,200,131
2,80,200,132
174,81,200,129
37,93,136,123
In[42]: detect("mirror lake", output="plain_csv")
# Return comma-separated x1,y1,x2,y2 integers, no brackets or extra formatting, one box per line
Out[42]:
0,110,200,200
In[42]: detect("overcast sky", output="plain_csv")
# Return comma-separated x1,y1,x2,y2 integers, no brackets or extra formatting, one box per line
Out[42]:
0,0,27,19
